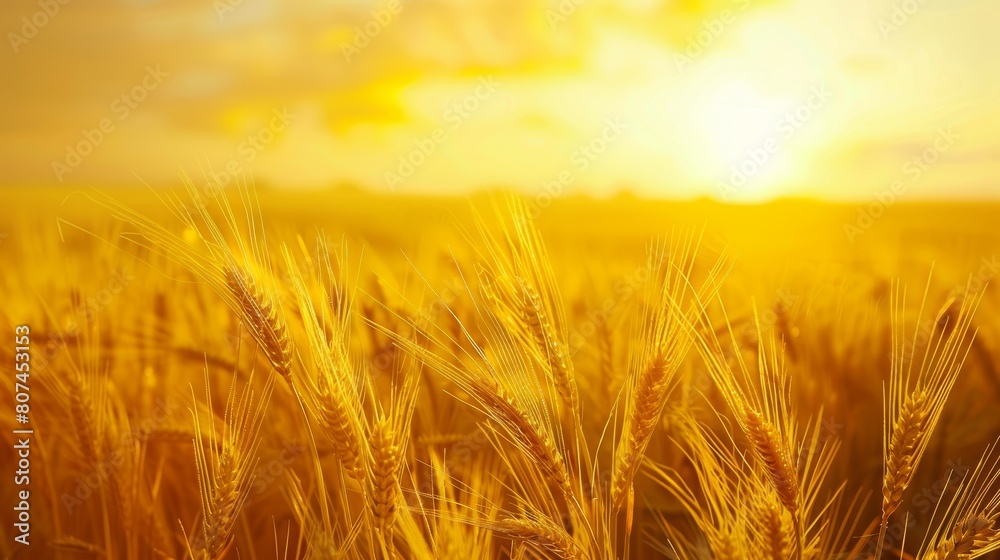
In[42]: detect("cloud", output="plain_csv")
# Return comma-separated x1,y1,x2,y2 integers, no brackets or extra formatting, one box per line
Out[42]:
1,0,998,200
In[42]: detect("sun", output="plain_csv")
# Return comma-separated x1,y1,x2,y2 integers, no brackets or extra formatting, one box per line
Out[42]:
630,72,794,199
698,81,783,166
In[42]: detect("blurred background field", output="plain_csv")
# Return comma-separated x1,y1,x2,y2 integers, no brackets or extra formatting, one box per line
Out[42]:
0,187,998,557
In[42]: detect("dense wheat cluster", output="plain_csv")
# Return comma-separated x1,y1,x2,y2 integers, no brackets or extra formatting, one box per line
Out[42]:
1,185,999,560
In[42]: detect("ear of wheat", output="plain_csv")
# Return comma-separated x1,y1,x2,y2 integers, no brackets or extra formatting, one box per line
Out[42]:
378,264,575,500
467,376,573,495
367,358,418,539
924,516,999,560
45,334,140,552
611,232,720,510
647,411,752,560
471,196,581,420
919,439,1000,560
690,298,802,514
369,417,402,531
517,279,578,414
84,178,296,380
881,388,931,520
880,278,982,531
191,366,273,559
224,263,292,378
759,501,792,560
285,245,367,480
744,407,799,515
494,517,581,559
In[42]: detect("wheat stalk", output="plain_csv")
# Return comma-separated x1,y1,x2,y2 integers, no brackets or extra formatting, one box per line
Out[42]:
760,502,792,560
192,368,272,559
468,377,573,495
313,386,366,480
518,280,579,414
46,190,1000,560
919,439,1000,560
923,515,999,560
283,245,368,480
647,412,755,560
879,278,982,550
377,281,574,497
224,264,292,378
612,349,669,507
368,417,402,532
200,445,240,557
882,389,931,521
611,234,716,510
494,517,581,559
470,196,581,426
67,377,101,470
744,408,799,515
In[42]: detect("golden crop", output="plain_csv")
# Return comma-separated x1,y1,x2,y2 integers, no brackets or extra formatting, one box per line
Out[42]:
0,185,998,559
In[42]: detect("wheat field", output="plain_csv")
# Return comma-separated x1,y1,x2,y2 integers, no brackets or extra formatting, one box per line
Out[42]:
1,185,999,560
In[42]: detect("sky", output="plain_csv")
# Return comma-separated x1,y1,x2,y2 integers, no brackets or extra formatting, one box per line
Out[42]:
1,0,998,201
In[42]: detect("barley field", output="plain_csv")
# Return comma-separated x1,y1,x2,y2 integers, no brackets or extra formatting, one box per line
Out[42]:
1,185,999,560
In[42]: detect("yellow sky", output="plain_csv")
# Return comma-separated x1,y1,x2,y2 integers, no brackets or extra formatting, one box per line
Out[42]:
1,0,998,201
